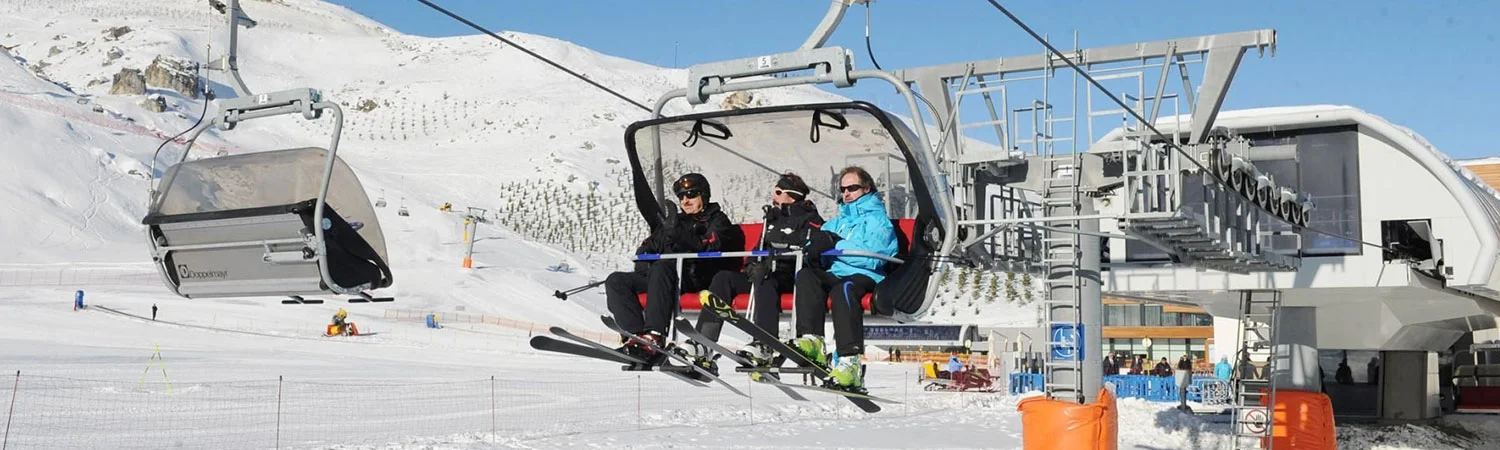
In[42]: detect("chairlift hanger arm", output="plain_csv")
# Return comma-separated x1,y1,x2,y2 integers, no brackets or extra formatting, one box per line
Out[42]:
206,0,258,98
800,0,869,50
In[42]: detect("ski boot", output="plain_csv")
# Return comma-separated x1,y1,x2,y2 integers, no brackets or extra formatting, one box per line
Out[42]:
788,334,829,368
736,342,779,382
675,340,720,379
827,355,867,394
734,342,777,368
616,330,668,366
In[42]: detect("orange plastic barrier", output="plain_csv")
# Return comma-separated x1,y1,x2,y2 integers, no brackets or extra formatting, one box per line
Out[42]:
1017,388,1117,450
1260,389,1336,449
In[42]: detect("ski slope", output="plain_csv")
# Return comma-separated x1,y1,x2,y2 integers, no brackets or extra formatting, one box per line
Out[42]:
1,0,1497,448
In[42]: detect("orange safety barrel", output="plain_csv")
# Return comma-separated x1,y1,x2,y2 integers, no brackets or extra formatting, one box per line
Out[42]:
1017,388,1117,450
1261,389,1336,449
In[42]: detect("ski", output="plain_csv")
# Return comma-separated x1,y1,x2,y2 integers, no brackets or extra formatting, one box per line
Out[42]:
599,316,749,398
672,317,809,402
699,291,890,413
535,328,709,387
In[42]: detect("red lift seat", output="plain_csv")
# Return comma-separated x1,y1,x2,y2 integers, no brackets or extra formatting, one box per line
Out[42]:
638,218,915,313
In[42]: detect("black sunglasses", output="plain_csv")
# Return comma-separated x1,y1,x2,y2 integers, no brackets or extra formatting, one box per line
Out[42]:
677,189,703,199
839,184,865,193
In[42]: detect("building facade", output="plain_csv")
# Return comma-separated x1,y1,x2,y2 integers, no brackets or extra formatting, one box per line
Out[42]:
1102,298,1214,374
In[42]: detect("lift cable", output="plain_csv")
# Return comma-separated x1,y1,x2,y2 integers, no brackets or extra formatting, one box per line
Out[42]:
414,0,653,113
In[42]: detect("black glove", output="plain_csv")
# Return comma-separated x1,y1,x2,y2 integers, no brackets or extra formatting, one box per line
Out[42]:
806,229,840,257
761,204,780,222
744,260,771,284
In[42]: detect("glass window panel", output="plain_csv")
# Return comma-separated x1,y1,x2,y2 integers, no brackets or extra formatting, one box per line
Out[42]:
1123,305,1142,327
1296,130,1362,256
1143,305,1163,326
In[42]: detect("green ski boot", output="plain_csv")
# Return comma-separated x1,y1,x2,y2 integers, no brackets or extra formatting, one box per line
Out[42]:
828,355,866,393
789,335,828,368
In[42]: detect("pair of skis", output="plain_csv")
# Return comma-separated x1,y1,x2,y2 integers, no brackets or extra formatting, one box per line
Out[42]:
529,294,894,412
697,291,891,412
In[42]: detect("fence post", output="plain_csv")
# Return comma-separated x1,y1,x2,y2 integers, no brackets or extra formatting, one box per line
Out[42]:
4,371,18,450
275,375,283,450
490,376,497,443
904,370,910,417
636,374,642,431
747,376,754,426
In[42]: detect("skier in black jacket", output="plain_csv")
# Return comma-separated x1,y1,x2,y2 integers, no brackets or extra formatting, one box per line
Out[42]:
605,173,738,362
690,173,824,366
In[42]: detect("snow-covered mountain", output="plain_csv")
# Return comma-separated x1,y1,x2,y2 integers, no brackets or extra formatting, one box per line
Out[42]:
0,0,1033,326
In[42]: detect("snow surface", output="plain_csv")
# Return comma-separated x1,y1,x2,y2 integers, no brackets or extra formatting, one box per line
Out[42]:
1,0,1497,448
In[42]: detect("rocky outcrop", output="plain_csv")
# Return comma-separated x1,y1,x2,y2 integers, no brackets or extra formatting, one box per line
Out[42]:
102,26,131,40
144,56,197,98
108,68,145,95
140,94,166,113
354,98,379,112
719,91,753,110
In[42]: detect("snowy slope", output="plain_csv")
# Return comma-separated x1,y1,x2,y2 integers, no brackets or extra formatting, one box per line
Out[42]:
0,0,1030,327
0,0,843,322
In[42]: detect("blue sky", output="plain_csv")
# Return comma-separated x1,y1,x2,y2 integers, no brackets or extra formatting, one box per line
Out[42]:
327,1,1498,158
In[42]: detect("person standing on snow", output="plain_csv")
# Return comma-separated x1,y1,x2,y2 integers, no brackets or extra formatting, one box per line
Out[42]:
788,166,898,392
1176,354,1193,407
1153,357,1174,377
605,173,738,364
151,304,158,321
692,173,823,368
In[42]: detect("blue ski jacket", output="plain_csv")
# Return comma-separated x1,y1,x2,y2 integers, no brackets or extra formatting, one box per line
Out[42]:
820,193,898,283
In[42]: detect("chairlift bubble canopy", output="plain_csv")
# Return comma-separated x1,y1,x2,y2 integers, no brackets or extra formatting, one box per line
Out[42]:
625,102,943,229
143,147,392,298
622,101,945,316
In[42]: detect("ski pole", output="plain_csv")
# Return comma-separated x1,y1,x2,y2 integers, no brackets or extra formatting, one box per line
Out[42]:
553,279,607,301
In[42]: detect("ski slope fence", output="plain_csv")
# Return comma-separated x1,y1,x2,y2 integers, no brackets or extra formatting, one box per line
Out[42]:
0,265,159,287
1007,373,1233,406
0,370,945,449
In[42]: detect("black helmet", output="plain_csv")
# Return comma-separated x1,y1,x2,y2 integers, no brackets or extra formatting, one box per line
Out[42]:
672,173,711,199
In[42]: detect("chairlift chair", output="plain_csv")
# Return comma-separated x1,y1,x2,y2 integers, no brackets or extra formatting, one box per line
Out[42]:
623,101,949,321
143,89,393,302
397,197,410,217
375,189,387,208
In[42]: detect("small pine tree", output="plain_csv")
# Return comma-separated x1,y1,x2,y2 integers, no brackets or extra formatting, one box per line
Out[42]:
970,269,984,303
1005,272,1019,304
987,274,1000,304
1021,271,1034,304
955,268,970,298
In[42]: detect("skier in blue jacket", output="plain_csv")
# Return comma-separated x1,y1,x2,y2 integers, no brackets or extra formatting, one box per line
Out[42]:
790,166,898,391
1215,356,1233,380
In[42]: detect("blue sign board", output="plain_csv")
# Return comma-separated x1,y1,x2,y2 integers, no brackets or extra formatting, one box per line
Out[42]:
1050,323,1083,361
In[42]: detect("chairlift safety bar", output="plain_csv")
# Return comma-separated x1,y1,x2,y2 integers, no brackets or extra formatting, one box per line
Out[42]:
633,249,904,265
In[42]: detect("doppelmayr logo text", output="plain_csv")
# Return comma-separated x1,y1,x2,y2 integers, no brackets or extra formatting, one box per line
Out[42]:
177,265,228,280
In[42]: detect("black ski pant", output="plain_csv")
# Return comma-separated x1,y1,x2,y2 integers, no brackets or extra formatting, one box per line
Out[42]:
696,269,793,342
793,266,876,356
605,260,698,335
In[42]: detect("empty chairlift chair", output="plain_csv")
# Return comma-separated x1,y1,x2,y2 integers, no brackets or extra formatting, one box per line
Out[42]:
143,89,393,303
